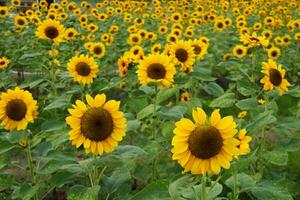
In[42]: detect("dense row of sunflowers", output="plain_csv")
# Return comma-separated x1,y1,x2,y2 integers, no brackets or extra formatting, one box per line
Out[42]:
0,0,299,199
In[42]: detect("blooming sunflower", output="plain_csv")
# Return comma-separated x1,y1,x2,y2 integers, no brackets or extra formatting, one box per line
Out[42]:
267,47,280,60
260,59,290,95
169,40,195,72
137,53,176,87
90,42,106,58
237,129,252,155
64,28,78,41
0,87,38,131
14,15,28,28
66,94,126,155
67,54,99,85
36,19,65,44
190,39,208,60
172,108,241,174
240,32,269,47
128,33,142,46
0,6,9,18
0,57,9,70
232,45,247,59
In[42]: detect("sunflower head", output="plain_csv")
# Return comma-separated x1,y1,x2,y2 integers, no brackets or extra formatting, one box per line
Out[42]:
260,59,290,95
232,45,247,59
14,15,28,28
0,87,38,131
172,108,250,175
170,40,195,72
66,94,126,155
0,6,9,18
36,19,65,44
67,54,99,85
0,57,10,70
137,53,176,87
90,42,106,58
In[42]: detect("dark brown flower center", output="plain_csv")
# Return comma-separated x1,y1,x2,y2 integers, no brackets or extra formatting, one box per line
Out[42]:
147,63,166,79
132,36,139,42
75,62,91,76
217,22,223,28
236,49,243,55
45,26,59,39
188,125,223,159
192,45,201,55
6,99,27,121
269,68,282,86
0,10,6,15
80,108,113,141
0,61,5,65
93,46,102,54
68,32,74,37
271,50,278,57
175,48,188,62
17,19,25,25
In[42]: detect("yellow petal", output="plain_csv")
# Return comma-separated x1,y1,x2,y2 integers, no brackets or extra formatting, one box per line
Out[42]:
192,108,206,125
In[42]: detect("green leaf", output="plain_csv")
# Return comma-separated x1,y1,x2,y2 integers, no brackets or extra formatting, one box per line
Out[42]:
237,81,259,96
44,95,71,110
41,120,66,132
67,185,100,200
210,93,236,108
126,120,141,132
11,183,41,200
225,173,256,191
131,182,171,200
51,171,78,187
168,174,197,200
0,140,15,154
102,167,131,195
235,98,258,110
203,82,224,97
190,68,216,81
263,149,288,166
157,87,177,105
158,106,187,120
251,181,293,200
19,52,43,60
137,104,159,120
247,111,276,131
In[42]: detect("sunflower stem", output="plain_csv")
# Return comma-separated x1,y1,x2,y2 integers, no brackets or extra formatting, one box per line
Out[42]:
50,44,57,96
26,140,38,200
201,174,207,200
233,166,239,200
152,85,159,139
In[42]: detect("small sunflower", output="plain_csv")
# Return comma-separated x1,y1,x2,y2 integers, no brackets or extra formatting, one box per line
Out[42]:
14,15,28,28
66,94,126,155
128,33,142,46
180,92,190,102
169,40,195,71
267,47,280,60
11,0,21,7
0,57,10,70
67,54,99,85
64,28,78,41
90,42,106,58
137,53,176,87
260,59,290,95
36,19,65,44
232,45,247,59
172,108,242,174
240,32,269,47
0,6,9,18
237,129,252,155
0,87,38,131
190,39,208,60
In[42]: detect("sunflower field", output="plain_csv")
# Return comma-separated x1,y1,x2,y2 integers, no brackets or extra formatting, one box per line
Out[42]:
0,0,300,199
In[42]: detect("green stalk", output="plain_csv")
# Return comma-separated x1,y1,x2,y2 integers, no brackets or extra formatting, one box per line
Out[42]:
50,44,57,96
232,166,238,200
26,141,38,200
201,174,207,200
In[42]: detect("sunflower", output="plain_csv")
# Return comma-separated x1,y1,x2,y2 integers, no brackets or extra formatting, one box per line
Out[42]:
0,57,9,70
137,53,176,87
36,19,65,44
232,45,247,59
14,15,28,28
260,59,290,95
171,108,241,174
11,0,21,7
67,54,99,85
169,40,195,71
90,42,106,58
66,94,126,155
151,43,161,54
214,19,226,32
190,39,208,60
240,32,269,47
0,6,9,18
0,87,38,131
130,45,144,61
128,33,142,46
180,92,190,102
267,47,280,60
64,28,78,41
237,129,252,155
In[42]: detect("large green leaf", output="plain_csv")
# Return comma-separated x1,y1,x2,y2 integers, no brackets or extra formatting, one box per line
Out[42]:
67,185,101,200
210,93,236,108
131,182,171,200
